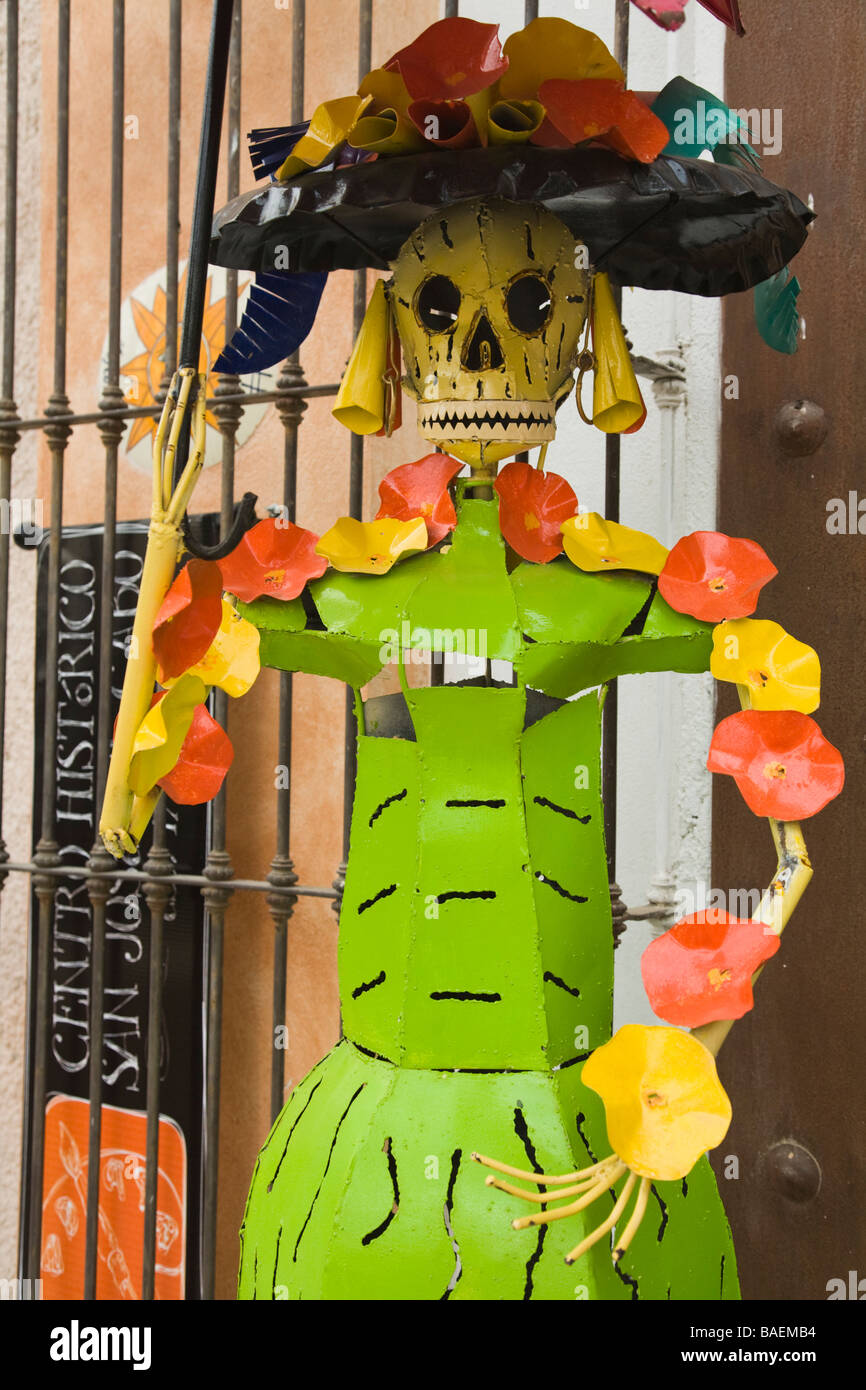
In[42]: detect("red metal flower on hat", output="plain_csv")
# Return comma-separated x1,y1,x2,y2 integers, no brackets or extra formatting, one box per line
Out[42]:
641,911,781,1028
152,558,223,679
707,709,845,819
376,453,462,546
658,531,778,623
384,19,508,101
218,517,327,604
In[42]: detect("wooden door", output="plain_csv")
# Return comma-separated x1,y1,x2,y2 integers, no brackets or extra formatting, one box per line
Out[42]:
712,0,866,1301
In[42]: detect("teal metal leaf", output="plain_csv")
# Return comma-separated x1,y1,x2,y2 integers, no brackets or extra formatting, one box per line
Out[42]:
754,266,802,355
652,76,759,168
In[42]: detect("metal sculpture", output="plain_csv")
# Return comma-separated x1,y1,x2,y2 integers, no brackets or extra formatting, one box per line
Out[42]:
100,17,842,1300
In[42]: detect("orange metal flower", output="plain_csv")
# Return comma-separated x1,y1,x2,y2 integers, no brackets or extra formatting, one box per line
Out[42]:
561,511,668,573
710,618,821,713
151,559,223,679
582,1024,732,1181
707,709,845,819
315,516,428,574
539,78,669,163
157,703,234,806
494,461,578,563
218,517,327,603
658,531,777,622
376,453,462,546
641,911,781,1028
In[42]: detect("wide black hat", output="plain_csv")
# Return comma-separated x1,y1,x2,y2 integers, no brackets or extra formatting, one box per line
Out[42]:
211,143,811,299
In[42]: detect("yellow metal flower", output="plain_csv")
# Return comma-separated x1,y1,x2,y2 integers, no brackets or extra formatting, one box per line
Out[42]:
582,1024,732,1181
561,512,669,574
710,618,821,713
315,516,428,574
128,675,208,796
498,17,623,99
276,95,373,180
162,599,260,698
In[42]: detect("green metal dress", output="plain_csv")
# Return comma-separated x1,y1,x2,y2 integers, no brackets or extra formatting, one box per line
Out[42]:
236,493,739,1300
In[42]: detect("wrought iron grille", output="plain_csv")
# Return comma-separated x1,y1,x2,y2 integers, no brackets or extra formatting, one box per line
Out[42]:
0,0,636,1301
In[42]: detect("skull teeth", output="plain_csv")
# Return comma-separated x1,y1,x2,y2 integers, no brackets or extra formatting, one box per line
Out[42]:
418,400,556,443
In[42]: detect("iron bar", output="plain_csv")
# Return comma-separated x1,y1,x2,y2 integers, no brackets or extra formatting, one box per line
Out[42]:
604,0,631,947
10,382,341,434
162,0,182,391
83,0,127,1299
28,0,72,1283
266,0,307,1123
200,0,242,1300
0,861,337,895
0,0,20,883
141,803,172,1300
336,0,373,902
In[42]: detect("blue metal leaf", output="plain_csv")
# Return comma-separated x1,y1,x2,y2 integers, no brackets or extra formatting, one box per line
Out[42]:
754,266,802,355
214,271,328,375
248,123,309,180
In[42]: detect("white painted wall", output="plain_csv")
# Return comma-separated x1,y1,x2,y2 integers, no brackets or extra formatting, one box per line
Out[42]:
454,0,726,1025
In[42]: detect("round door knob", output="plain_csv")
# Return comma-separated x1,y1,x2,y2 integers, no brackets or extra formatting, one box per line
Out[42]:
762,1140,822,1202
773,399,828,456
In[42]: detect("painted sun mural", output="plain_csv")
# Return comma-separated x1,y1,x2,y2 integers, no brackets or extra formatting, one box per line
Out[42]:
99,262,271,474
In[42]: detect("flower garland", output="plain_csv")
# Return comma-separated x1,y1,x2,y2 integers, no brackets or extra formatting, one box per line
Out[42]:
125,450,843,1216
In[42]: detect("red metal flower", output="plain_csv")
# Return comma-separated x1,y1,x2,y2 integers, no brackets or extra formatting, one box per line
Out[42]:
408,99,479,149
152,559,223,679
642,911,780,1027
384,19,508,101
375,453,463,546
218,517,327,603
707,710,845,820
157,701,234,806
494,461,578,564
657,531,777,622
539,79,669,163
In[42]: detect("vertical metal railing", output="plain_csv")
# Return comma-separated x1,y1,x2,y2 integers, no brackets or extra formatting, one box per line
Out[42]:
603,0,630,946
0,0,19,883
267,0,307,1123
27,0,72,1283
333,0,373,922
82,0,127,1299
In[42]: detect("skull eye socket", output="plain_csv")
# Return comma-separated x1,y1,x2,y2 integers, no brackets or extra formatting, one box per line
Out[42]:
416,275,461,332
505,273,552,334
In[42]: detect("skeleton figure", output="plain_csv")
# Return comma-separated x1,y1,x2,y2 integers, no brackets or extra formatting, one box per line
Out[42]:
229,198,751,1301
101,193,814,1300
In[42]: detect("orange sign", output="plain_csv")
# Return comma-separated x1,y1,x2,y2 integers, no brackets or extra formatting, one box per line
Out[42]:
40,1095,187,1300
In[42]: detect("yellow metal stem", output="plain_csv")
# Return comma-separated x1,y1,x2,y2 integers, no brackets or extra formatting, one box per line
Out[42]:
693,684,812,1058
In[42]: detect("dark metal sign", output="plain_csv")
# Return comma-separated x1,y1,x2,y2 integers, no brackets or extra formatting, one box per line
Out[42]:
23,522,210,1300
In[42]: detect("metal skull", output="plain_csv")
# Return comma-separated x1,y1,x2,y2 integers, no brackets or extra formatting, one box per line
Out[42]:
389,197,590,466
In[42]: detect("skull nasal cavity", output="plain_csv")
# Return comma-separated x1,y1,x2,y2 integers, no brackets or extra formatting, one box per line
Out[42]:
462,312,504,371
